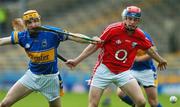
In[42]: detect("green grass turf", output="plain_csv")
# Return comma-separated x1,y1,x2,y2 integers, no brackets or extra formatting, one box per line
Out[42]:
0,90,179,107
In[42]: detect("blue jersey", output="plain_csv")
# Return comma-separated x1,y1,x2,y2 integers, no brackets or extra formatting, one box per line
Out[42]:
131,31,156,71
11,25,68,75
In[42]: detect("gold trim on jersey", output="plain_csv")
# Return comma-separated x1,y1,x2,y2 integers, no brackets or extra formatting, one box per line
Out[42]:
154,78,158,87
13,31,19,43
136,49,146,56
27,48,55,63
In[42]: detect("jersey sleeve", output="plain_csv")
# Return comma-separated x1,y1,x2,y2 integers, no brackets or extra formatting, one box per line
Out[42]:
43,25,68,42
137,33,152,50
144,31,155,46
57,29,68,41
11,31,24,44
98,27,114,48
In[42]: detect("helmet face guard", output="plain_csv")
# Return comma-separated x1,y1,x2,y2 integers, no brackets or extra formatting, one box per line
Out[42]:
121,6,141,31
122,6,141,19
22,10,41,35
125,11,141,18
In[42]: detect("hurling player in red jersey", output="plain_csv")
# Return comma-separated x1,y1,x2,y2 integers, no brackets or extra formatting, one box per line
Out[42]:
66,6,167,107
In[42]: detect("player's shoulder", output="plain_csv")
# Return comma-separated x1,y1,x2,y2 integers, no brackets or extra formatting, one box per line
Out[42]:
107,22,123,29
136,28,145,35
136,28,152,39
43,25,63,31
105,22,124,32
136,28,150,36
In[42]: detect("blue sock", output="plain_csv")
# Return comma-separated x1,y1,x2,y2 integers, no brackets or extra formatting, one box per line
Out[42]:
102,97,111,107
120,95,134,106
157,103,162,107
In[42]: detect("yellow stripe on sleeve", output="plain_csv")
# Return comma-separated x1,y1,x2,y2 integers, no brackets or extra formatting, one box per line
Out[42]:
14,31,19,43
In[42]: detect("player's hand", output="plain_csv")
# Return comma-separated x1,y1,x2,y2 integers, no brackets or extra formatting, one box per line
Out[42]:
91,36,104,44
65,59,78,69
157,59,167,71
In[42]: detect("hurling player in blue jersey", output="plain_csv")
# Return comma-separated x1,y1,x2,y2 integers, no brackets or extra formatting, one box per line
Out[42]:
0,10,100,107
117,33,162,107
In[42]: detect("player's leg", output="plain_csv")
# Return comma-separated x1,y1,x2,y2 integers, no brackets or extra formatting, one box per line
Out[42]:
49,98,61,107
144,70,162,107
0,81,33,107
133,69,162,107
101,86,112,107
115,70,146,107
116,88,134,106
120,80,146,107
39,73,61,107
144,86,162,107
89,64,113,107
88,86,104,107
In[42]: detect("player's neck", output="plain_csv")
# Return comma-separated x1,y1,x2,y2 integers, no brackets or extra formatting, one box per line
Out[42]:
126,30,135,36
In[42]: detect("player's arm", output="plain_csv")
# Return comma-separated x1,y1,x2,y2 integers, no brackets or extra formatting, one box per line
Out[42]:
135,46,157,62
146,46,167,70
67,33,102,44
0,18,24,46
75,44,98,63
0,36,12,46
65,43,99,69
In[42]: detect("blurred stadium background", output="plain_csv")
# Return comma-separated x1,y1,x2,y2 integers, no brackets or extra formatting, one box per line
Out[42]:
0,0,180,107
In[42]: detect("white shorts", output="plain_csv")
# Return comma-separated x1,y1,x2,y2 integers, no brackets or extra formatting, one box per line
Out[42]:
130,69,157,87
91,64,135,89
18,70,60,102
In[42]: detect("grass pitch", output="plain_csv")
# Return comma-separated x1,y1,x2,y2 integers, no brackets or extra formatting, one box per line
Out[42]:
0,90,179,107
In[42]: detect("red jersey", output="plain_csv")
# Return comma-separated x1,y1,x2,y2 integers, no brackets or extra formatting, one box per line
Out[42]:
94,22,152,74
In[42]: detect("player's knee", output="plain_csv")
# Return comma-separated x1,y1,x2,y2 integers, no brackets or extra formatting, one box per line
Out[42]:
148,99,158,107
116,89,125,98
91,101,99,107
0,101,10,107
88,98,98,107
135,98,146,107
89,99,99,107
147,97,158,107
0,98,15,107
89,102,98,107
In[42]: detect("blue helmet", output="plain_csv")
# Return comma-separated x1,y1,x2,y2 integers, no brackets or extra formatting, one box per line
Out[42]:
121,6,141,19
